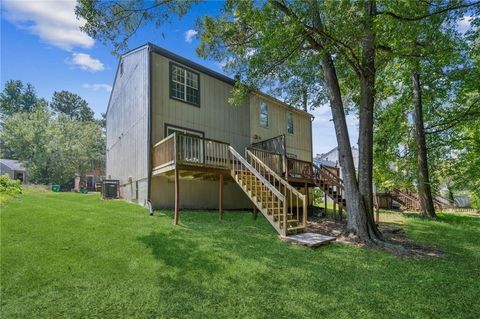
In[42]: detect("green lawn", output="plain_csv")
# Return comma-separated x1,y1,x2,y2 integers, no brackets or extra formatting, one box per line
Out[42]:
1,187,479,318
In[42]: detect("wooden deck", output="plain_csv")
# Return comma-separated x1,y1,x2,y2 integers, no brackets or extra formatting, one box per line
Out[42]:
151,132,308,235
152,132,230,178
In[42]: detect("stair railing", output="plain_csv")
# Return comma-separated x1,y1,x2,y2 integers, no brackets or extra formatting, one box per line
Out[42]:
314,163,344,202
245,149,307,230
392,188,420,210
229,147,288,235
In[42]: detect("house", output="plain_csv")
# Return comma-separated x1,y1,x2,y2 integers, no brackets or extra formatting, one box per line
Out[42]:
106,43,345,236
314,146,359,172
0,159,27,183
73,161,105,192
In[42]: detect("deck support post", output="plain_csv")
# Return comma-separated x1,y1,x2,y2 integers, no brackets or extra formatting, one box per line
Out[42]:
304,183,309,220
219,173,224,220
253,206,258,220
333,197,337,221
304,183,309,206
174,169,180,225
339,190,343,221
324,192,327,217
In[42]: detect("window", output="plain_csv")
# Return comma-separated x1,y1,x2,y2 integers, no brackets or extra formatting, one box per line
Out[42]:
170,63,200,106
287,112,294,134
260,101,269,128
165,125,204,138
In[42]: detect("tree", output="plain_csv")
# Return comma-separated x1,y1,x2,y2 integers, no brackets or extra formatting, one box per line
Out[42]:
1,81,105,185
48,117,105,184
50,91,95,121
1,109,105,184
0,80,45,117
1,106,53,183
373,0,479,216
75,0,197,55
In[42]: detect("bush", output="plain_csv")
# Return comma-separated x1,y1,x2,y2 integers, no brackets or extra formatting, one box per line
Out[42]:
0,174,22,195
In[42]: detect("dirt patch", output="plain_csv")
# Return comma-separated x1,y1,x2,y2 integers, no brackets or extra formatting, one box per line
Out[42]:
307,217,443,258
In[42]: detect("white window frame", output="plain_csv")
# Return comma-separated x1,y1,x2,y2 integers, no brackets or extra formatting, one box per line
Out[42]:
170,63,200,106
259,101,269,128
286,112,294,134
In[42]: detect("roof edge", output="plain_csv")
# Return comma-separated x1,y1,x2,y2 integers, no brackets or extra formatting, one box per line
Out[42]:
119,43,312,118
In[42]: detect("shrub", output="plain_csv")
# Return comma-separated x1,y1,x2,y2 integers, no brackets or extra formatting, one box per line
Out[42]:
0,174,22,195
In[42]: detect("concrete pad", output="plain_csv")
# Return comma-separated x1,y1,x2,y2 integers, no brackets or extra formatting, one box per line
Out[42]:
282,232,336,247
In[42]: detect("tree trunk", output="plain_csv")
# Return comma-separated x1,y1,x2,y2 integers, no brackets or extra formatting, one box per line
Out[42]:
412,71,437,217
320,52,382,241
308,0,382,242
357,0,383,239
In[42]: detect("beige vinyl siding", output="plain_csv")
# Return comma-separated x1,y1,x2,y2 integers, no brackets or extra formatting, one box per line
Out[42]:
151,53,251,152
150,52,252,209
249,94,312,161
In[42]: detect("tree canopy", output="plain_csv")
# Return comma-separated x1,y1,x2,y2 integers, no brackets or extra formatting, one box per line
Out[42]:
0,80,105,184
0,80,47,118
50,90,95,122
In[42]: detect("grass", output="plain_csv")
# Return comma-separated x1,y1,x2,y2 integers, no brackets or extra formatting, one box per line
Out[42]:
1,187,479,318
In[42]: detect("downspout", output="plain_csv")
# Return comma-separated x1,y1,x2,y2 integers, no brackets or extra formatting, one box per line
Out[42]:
147,45,153,210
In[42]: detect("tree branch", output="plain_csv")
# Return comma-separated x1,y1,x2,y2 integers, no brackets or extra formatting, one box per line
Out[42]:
426,97,480,135
377,1,480,21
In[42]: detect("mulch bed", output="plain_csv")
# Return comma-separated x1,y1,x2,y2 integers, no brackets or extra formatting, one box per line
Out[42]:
307,217,443,258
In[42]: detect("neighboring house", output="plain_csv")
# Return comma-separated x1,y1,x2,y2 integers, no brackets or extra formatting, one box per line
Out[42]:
0,159,27,183
74,161,105,192
107,43,344,236
314,146,359,171
454,195,471,208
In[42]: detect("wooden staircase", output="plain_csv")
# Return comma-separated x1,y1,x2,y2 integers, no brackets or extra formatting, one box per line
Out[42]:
312,163,346,214
229,147,307,236
391,188,420,210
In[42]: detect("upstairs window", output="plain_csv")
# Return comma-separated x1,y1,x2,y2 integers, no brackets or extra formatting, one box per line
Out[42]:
170,63,200,106
260,101,269,128
287,112,294,134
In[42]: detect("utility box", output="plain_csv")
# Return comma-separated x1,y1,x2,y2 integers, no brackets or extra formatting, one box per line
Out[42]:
102,180,120,199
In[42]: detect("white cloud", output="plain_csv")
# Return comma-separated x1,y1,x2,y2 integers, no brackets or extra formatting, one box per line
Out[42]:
184,29,198,43
66,53,104,72
82,83,112,92
3,0,94,50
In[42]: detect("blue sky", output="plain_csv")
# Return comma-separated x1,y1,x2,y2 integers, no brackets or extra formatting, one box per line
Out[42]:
1,0,364,155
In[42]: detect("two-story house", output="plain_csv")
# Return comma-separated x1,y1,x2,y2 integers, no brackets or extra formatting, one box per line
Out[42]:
106,43,344,236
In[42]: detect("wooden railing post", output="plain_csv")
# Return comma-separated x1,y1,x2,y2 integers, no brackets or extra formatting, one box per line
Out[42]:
173,132,177,165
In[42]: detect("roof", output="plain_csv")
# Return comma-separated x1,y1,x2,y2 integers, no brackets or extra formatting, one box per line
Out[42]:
314,158,337,168
115,43,312,118
0,159,26,171
314,146,359,169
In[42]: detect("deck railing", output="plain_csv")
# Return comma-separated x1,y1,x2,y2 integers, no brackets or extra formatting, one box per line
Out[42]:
251,134,286,155
247,147,283,175
152,132,230,171
152,134,176,170
286,158,314,180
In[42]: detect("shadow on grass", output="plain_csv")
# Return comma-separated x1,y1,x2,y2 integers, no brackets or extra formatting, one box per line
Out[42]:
136,219,309,317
